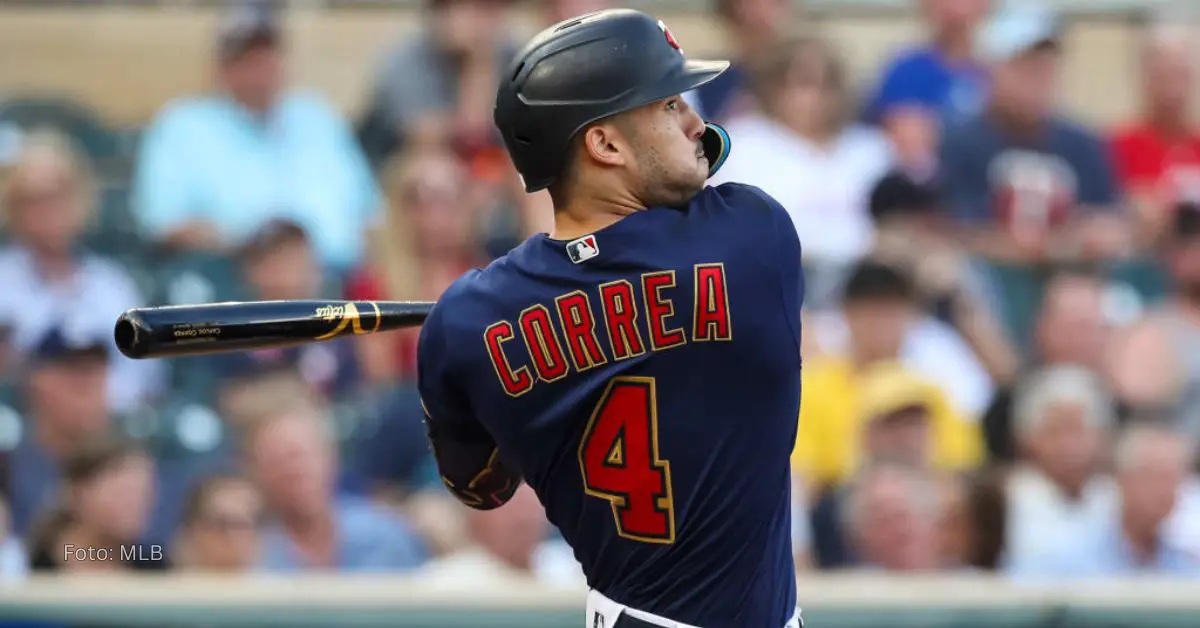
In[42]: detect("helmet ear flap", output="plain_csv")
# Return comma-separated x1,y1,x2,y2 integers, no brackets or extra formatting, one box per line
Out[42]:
701,122,731,178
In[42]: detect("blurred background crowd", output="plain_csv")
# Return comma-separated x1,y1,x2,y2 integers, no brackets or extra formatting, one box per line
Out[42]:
0,0,1199,592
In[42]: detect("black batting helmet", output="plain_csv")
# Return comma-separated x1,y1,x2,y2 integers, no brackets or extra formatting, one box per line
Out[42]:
494,9,732,193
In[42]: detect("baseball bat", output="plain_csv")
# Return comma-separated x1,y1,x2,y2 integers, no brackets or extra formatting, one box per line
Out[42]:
114,300,434,359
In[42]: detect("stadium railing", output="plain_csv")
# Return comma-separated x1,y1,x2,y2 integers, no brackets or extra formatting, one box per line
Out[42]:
2,573,1198,628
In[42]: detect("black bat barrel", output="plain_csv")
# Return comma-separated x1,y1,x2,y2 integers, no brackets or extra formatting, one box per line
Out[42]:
114,300,434,359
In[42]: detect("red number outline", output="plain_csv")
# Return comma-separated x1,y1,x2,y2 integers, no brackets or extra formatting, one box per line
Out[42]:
578,376,676,544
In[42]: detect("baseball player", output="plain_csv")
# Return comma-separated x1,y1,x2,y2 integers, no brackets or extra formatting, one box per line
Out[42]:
417,9,804,627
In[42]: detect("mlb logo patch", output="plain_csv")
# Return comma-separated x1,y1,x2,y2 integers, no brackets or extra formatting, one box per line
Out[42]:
566,234,599,263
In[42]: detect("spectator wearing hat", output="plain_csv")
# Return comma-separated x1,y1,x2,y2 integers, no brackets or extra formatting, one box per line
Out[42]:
862,0,992,168
0,128,163,411
939,3,1130,264
807,362,979,566
3,325,194,547
793,262,983,495
133,1,380,272
4,325,113,539
1111,24,1200,247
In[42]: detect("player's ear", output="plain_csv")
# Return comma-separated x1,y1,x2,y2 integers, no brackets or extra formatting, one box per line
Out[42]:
581,123,628,169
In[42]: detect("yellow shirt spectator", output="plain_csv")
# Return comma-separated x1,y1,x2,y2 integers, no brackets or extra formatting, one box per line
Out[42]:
792,358,983,488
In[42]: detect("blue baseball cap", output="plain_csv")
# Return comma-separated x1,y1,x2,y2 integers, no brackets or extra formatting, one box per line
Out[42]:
31,325,108,366
977,4,1061,64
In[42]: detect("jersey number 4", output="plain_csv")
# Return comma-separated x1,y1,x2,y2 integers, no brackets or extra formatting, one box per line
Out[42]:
578,376,676,544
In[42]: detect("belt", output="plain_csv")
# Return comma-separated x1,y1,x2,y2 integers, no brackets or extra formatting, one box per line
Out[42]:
587,589,803,628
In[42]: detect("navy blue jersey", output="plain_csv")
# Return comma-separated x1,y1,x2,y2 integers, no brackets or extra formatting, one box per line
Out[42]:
417,182,803,627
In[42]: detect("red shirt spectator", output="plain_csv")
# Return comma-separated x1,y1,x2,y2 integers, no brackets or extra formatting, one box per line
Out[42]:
1109,25,1200,245
1111,125,1200,207
344,268,420,382
344,262,478,382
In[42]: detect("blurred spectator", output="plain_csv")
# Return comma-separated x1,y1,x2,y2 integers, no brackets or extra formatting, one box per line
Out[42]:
0,496,27,581
982,269,1128,462
5,325,112,537
243,392,428,572
133,1,379,272
346,147,486,383
1004,366,1116,579
215,219,359,398
933,471,973,569
1111,24,1200,247
964,469,1008,570
940,4,1129,264
173,474,262,572
863,0,991,167
1097,422,1200,575
710,37,893,307
692,0,793,122
217,365,317,432
28,437,164,572
421,484,584,586
1110,207,1200,436
365,0,517,155
841,462,940,572
806,362,976,567
794,262,983,490
357,385,440,500
867,170,1018,403
0,128,162,411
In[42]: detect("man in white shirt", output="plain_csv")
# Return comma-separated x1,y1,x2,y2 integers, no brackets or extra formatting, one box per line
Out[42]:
1003,366,1118,579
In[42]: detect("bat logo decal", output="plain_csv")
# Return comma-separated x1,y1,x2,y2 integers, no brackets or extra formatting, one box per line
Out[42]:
313,301,383,340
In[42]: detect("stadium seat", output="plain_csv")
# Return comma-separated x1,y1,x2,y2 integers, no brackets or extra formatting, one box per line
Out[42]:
85,184,146,259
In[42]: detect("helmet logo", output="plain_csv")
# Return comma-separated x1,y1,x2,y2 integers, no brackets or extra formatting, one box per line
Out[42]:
657,20,683,55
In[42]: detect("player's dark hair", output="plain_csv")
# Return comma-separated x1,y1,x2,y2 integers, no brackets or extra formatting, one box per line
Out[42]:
841,261,915,305
548,133,585,210
548,113,637,211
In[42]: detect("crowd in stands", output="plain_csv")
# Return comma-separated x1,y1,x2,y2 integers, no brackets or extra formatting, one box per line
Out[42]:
0,0,1199,585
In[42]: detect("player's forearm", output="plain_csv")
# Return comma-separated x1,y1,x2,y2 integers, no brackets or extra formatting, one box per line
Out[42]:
426,428,523,510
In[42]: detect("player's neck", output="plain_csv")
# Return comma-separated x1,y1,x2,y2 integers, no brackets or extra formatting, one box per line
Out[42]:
551,199,644,241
